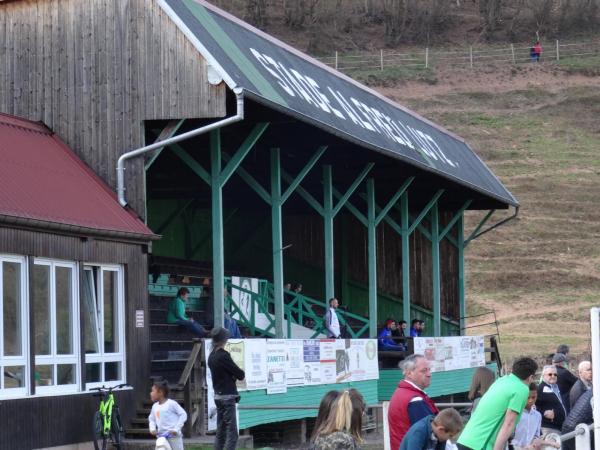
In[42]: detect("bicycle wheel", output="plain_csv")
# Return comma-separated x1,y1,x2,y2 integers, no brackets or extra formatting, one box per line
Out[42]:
110,406,123,449
92,410,108,450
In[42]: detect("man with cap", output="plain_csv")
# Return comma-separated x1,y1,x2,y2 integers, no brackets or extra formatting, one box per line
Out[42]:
553,352,577,410
207,327,245,450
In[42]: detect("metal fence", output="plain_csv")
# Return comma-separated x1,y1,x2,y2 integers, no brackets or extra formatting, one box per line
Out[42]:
316,39,600,72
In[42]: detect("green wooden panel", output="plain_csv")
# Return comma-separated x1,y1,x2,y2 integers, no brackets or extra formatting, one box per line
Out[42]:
377,363,498,401
238,379,378,429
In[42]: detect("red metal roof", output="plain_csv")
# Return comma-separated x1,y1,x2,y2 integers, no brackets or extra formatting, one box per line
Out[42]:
0,113,155,240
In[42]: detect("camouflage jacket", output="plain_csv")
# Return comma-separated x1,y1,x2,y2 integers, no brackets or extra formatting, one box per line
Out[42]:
311,431,361,450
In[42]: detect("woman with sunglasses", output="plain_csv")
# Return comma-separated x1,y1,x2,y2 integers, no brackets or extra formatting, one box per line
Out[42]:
536,365,567,434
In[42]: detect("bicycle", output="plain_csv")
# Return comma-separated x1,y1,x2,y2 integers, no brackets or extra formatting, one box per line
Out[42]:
90,384,130,450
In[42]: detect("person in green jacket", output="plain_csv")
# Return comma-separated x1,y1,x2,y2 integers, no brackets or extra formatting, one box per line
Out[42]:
167,287,206,337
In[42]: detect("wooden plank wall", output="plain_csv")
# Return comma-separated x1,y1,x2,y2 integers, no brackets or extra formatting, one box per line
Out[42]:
0,226,149,449
284,211,460,321
0,0,226,217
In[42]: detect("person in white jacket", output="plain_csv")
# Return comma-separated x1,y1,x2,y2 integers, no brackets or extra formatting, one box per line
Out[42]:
148,380,188,450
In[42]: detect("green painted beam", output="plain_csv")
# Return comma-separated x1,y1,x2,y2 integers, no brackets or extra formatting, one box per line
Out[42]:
154,198,195,235
281,146,327,204
145,119,186,171
332,163,374,217
281,170,324,216
223,152,271,204
439,200,472,240
323,165,335,301
431,201,441,336
211,129,225,328
271,148,285,338
189,208,238,259
219,123,269,187
172,144,211,186
408,190,444,235
401,192,411,323
366,179,377,338
465,209,495,246
458,212,466,333
375,177,414,226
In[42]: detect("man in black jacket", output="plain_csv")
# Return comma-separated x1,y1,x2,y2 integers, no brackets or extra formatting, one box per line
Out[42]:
553,353,578,411
536,365,567,434
569,360,592,408
208,327,245,450
562,389,593,450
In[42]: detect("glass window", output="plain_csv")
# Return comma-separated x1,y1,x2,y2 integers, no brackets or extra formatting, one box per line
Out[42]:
85,266,125,388
33,260,78,394
32,264,50,356
0,256,27,397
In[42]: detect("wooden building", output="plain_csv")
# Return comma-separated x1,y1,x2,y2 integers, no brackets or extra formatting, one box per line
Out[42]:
0,0,517,447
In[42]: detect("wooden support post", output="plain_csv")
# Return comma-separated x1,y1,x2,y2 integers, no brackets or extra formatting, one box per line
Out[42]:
210,130,225,329
401,192,411,323
323,165,335,301
366,179,377,338
271,148,285,338
431,201,441,336
458,212,466,334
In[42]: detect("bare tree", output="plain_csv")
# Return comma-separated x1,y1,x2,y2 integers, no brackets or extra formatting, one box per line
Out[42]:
479,0,503,33
244,0,268,27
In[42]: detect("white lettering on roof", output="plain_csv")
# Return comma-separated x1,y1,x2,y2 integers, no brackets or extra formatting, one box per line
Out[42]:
250,48,458,168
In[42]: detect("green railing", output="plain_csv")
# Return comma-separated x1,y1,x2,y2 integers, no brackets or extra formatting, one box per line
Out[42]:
225,279,370,338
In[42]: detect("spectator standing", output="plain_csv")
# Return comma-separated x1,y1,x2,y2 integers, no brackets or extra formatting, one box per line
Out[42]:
324,298,341,338
208,327,245,450
456,357,538,450
378,319,405,351
409,319,421,338
166,287,206,337
399,408,463,450
418,320,426,336
570,360,592,408
536,364,567,434
510,383,541,450
561,388,593,450
556,344,570,356
311,390,341,443
467,367,496,413
553,352,577,409
388,355,439,450
312,389,365,450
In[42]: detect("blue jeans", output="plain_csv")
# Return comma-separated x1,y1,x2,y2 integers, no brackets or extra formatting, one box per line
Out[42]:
215,398,238,450
176,319,206,337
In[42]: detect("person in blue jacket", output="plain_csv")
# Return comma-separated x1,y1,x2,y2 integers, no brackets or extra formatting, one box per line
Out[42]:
400,409,463,450
378,319,405,351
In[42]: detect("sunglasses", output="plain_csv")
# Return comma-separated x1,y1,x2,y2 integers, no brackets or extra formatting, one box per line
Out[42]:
546,373,558,377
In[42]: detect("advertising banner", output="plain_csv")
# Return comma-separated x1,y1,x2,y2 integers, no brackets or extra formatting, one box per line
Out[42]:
413,336,485,372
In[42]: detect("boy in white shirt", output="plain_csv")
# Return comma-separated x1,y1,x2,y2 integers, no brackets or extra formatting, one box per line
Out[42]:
148,380,188,450
511,383,559,450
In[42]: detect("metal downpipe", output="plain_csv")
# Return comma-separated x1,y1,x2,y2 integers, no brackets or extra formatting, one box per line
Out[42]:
116,89,245,206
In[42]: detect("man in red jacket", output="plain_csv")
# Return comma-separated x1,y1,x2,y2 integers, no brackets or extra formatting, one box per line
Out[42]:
388,354,439,450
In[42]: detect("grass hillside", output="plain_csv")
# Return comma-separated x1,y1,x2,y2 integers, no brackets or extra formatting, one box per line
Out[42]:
391,65,600,362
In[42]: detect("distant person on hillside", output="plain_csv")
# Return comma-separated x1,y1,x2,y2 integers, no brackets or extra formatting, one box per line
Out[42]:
569,361,592,408
409,319,421,338
536,365,567,434
400,408,463,450
324,298,341,338
456,357,538,450
378,319,406,351
467,366,496,413
166,287,207,338
534,41,542,62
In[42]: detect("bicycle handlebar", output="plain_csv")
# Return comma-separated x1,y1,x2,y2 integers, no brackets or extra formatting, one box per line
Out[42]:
89,383,131,393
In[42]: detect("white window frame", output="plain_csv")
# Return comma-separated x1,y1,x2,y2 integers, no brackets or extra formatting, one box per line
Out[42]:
84,264,126,389
0,254,29,399
33,258,80,395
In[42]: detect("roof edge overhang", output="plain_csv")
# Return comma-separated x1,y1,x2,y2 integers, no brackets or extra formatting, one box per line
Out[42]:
0,214,160,244
243,91,519,209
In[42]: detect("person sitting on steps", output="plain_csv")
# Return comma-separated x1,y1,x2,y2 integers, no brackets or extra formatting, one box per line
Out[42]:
166,287,207,338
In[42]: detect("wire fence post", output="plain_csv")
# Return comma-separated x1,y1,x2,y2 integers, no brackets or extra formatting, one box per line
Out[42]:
469,46,473,69
556,40,560,61
335,51,338,70
510,44,516,64
380,49,384,71
425,47,429,68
